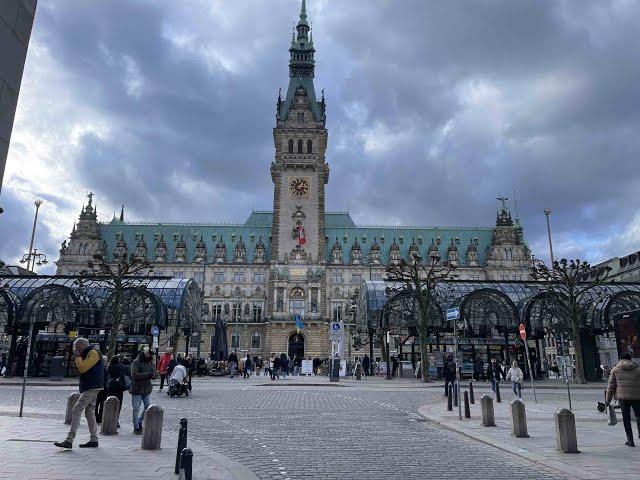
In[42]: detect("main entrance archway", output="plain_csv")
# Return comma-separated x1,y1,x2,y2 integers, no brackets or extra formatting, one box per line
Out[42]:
288,332,304,360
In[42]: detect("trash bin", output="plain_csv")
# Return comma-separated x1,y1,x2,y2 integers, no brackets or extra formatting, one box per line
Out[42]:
49,356,65,381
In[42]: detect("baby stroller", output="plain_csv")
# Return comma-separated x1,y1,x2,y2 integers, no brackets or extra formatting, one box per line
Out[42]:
167,378,189,398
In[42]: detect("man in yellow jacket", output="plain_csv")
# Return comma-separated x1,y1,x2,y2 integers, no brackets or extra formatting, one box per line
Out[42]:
55,338,105,449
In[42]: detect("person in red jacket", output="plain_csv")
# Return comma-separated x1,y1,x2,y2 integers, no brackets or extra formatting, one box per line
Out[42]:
157,352,173,390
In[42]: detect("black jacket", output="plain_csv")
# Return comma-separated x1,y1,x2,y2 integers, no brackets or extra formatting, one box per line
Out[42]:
487,363,504,381
228,353,238,364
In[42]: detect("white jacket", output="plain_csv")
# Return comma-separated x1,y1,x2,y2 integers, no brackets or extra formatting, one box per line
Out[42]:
506,366,524,384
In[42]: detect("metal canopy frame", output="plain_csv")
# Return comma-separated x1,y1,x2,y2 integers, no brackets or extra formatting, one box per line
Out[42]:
357,280,640,339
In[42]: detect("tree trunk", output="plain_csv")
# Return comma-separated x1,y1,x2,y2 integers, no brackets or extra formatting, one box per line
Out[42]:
418,328,431,382
571,321,586,384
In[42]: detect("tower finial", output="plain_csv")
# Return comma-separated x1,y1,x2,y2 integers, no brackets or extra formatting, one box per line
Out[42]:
120,204,125,222
301,0,307,18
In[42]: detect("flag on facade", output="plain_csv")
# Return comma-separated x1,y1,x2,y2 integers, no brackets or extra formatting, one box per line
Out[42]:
298,225,306,245
295,314,304,333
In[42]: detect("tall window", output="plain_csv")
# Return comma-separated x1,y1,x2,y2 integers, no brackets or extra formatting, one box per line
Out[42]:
233,271,244,283
231,333,240,349
351,273,362,284
288,139,294,153
297,112,304,122
253,272,265,284
311,287,318,313
253,303,263,322
212,304,222,321
251,331,261,349
371,272,383,281
297,139,303,153
213,271,225,283
289,287,306,316
307,139,312,153
331,272,343,284
193,271,204,285
332,303,342,321
233,302,242,321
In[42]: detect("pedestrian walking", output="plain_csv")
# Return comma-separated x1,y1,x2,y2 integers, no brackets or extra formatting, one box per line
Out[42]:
606,352,640,447
506,360,524,398
443,355,456,396
280,353,288,379
157,352,173,390
228,351,238,378
362,354,370,376
55,338,104,449
130,345,156,435
256,356,263,376
243,354,252,379
184,354,194,390
94,355,108,423
106,355,128,428
486,358,501,393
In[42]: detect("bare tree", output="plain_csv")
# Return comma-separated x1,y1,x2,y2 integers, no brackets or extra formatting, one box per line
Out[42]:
531,258,611,384
79,253,153,358
385,254,455,382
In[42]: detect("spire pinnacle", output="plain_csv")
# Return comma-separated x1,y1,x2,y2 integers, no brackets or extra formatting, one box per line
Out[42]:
301,0,307,19
120,204,125,222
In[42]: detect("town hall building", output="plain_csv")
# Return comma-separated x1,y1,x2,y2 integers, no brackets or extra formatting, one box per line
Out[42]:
55,2,533,361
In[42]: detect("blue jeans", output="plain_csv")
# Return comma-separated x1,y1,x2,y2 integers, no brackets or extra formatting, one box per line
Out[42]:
131,393,151,429
512,382,522,398
491,379,498,393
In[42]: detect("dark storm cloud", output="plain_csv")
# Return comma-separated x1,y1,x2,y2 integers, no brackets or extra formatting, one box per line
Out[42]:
1,0,639,267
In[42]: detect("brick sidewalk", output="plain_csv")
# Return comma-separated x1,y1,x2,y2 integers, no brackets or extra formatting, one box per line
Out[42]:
0,408,257,480
418,395,640,480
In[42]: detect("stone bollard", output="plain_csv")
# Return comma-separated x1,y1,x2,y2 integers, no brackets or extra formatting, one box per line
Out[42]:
100,396,120,435
453,382,459,407
464,391,471,419
481,394,496,427
141,405,164,450
495,381,502,403
608,403,617,426
555,408,580,453
179,447,193,480
469,381,475,404
447,385,453,411
175,418,188,474
510,398,529,438
64,392,80,425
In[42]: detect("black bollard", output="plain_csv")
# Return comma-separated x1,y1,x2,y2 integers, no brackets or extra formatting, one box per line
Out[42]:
180,447,193,480
453,382,459,407
464,391,471,418
447,384,453,411
496,381,502,403
469,382,475,404
175,418,188,474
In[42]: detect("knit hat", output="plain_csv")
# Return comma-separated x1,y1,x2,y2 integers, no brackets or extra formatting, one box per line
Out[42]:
138,344,150,354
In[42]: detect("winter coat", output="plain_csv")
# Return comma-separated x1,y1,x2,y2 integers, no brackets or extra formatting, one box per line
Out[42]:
76,346,104,393
106,363,128,394
487,363,503,381
606,359,640,402
506,366,524,384
158,354,172,375
130,353,155,395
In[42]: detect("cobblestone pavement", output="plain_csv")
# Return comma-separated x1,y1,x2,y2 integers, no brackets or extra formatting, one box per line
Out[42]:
0,378,569,479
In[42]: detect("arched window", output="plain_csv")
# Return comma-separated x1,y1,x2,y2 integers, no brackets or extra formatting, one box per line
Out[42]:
231,332,240,349
297,139,303,153
289,287,306,316
288,139,294,153
307,139,312,153
251,331,261,349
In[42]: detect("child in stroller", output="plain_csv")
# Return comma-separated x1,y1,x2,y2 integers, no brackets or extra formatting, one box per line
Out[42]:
167,363,189,397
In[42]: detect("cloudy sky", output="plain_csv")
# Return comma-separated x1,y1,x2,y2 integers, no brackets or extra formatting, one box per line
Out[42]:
1,0,640,273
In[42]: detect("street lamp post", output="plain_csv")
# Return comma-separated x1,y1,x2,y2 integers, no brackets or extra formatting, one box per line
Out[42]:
543,209,555,265
20,249,47,271
23,200,43,271
19,303,44,417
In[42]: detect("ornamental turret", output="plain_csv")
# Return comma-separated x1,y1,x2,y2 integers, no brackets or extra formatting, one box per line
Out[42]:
331,238,343,264
408,238,420,261
428,239,440,262
389,239,401,265
234,237,247,263
155,235,167,262
254,237,266,263
194,236,207,263
215,239,226,263
174,235,187,263
114,234,128,260
134,235,147,261
447,239,458,266
350,239,362,265
369,238,381,265
466,239,478,266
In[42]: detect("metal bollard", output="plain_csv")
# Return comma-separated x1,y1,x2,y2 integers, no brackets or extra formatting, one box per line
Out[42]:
64,392,80,425
175,418,188,474
495,380,502,403
447,384,453,411
453,382,459,407
100,396,119,435
469,382,475,404
464,391,471,419
481,394,496,427
180,447,193,480
608,404,618,426
510,398,529,438
555,408,580,453
141,404,163,450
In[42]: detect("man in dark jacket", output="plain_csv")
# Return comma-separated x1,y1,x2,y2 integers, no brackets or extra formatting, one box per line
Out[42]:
362,355,370,376
55,338,104,449
486,358,503,393
228,351,238,378
606,352,640,447
130,345,155,434
443,355,457,396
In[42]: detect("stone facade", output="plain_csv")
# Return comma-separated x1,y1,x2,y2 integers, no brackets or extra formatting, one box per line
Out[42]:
55,3,532,361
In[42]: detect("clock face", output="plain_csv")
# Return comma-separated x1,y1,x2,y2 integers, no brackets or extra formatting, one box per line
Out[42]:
288,177,310,198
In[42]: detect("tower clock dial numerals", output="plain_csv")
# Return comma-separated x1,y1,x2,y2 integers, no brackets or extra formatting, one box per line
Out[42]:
288,177,310,198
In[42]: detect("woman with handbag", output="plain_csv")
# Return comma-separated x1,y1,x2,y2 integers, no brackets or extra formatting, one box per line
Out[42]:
106,355,129,427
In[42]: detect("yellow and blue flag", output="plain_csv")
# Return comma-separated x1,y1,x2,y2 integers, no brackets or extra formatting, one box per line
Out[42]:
295,314,304,333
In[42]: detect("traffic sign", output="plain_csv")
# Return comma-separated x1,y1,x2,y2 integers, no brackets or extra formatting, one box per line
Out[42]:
329,321,343,339
446,307,460,321
518,323,526,341
151,326,159,336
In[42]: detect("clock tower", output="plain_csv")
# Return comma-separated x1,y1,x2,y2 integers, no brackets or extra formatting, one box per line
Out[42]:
271,0,328,264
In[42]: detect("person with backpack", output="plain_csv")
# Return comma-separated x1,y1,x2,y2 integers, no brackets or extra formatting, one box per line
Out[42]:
105,355,128,427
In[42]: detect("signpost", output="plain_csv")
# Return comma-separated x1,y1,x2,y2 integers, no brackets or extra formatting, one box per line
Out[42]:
151,326,160,368
519,323,537,403
447,307,462,420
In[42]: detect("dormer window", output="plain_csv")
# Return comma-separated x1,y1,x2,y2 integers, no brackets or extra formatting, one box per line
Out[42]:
297,112,304,122
297,139,303,153
288,139,294,153
307,139,312,153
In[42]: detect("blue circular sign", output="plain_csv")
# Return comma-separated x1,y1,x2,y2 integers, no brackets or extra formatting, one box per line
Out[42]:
151,326,159,336
331,322,341,332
